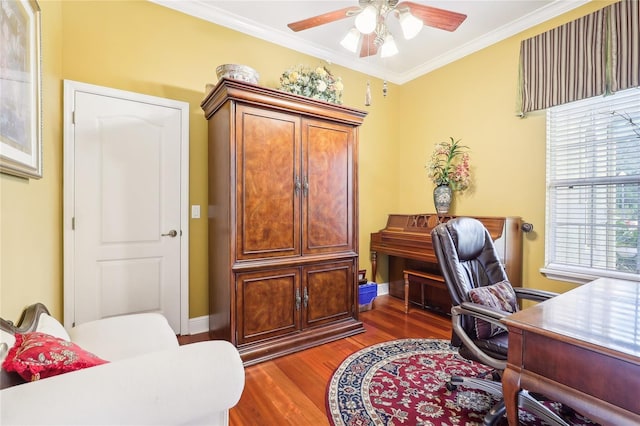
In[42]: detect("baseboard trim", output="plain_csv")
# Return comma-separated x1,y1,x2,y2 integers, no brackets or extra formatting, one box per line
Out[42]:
187,315,209,335
376,282,389,295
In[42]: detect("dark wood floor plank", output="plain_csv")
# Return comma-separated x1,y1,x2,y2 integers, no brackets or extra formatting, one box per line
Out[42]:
274,354,333,413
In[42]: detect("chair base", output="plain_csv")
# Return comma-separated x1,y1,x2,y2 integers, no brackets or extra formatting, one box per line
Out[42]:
448,376,570,426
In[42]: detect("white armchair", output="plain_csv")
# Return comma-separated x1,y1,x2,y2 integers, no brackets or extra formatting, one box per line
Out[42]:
1,304,245,425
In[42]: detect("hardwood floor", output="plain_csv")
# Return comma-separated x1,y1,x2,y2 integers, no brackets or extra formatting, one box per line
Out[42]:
182,295,453,425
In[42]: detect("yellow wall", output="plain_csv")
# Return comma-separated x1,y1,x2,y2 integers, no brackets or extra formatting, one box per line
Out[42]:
0,1,64,320
0,0,615,322
395,0,616,294
0,0,398,322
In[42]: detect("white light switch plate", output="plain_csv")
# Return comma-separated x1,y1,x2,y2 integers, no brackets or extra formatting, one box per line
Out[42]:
191,205,200,219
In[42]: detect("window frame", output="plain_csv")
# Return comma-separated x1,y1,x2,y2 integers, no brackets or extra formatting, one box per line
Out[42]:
542,87,640,285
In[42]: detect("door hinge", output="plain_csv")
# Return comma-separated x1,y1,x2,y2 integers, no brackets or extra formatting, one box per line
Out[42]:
71,217,75,230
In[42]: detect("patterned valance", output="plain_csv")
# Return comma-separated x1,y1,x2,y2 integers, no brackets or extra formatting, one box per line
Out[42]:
518,0,639,115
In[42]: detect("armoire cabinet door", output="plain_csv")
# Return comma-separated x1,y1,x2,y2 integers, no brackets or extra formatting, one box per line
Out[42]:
235,105,301,260
302,118,355,255
203,79,366,364
236,268,300,345
303,260,354,328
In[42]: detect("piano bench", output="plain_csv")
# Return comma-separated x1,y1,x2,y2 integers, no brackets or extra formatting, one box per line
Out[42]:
402,269,446,314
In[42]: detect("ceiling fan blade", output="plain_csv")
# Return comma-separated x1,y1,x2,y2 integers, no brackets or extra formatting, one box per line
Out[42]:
359,33,379,58
397,1,467,32
287,6,361,32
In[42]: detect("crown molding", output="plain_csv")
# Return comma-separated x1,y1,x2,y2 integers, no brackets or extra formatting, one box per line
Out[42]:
151,0,590,85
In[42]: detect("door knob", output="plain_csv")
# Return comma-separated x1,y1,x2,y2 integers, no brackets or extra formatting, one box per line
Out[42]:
161,230,178,237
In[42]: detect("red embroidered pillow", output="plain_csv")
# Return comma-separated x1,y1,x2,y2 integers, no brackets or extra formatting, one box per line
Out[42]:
1,332,108,381
468,280,518,339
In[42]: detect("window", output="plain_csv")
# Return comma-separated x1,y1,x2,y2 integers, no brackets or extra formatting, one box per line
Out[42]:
543,87,640,284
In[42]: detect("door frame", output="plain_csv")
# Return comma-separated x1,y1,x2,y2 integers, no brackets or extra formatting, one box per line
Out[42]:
62,80,190,334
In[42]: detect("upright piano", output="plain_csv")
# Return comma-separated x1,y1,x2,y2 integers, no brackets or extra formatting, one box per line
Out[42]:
370,214,524,314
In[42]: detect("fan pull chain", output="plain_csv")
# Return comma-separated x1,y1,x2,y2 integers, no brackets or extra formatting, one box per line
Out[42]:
383,80,388,97
365,81,372,106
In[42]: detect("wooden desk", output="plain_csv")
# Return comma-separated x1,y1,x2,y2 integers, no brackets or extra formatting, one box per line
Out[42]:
502,278,640,425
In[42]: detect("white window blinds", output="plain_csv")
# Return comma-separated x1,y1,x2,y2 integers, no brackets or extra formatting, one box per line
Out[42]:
545,87,640,283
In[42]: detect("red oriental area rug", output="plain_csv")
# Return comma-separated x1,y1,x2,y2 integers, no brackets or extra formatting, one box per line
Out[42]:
326,339,598,426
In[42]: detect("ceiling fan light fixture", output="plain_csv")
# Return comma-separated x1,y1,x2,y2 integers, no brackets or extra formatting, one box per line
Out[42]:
380,33,399,58
340,28,360,52
354,5,377,34
399,11,423,40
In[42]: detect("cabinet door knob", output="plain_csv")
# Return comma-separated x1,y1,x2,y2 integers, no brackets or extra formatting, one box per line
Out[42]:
303,176,309,197
295,288,301,310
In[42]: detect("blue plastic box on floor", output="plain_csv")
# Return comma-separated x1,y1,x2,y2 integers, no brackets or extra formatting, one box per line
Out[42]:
358,282,377,312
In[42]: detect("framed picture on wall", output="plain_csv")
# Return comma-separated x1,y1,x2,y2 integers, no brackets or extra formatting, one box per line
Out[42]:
0,0,42,179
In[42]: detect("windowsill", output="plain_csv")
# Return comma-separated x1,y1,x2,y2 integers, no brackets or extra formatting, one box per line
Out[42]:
540,264,640,285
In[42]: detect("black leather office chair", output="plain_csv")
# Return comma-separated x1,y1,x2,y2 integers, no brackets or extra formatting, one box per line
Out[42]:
431,217,569,426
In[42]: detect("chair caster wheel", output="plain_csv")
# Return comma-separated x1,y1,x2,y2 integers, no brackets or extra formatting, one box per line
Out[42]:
446,382,457,391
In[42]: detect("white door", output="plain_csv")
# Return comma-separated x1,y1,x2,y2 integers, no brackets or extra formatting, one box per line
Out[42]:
63,81,189,334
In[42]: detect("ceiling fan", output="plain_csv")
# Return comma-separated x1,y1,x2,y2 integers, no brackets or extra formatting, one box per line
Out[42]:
287,0,467,58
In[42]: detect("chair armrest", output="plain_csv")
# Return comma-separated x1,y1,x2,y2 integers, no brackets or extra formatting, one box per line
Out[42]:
452,303,507,370
514,287,558,303
458,301,509,324
1,341,244,426
69,313,178,361
456,302,509,335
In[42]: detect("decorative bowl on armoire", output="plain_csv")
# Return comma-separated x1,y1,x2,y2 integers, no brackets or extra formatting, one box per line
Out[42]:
215,64,259,84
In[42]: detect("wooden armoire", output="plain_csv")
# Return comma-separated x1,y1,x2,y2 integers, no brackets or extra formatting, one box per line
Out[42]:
201,78,367,365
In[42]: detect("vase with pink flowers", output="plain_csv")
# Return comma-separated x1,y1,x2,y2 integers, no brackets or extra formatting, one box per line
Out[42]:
426,137,471,214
